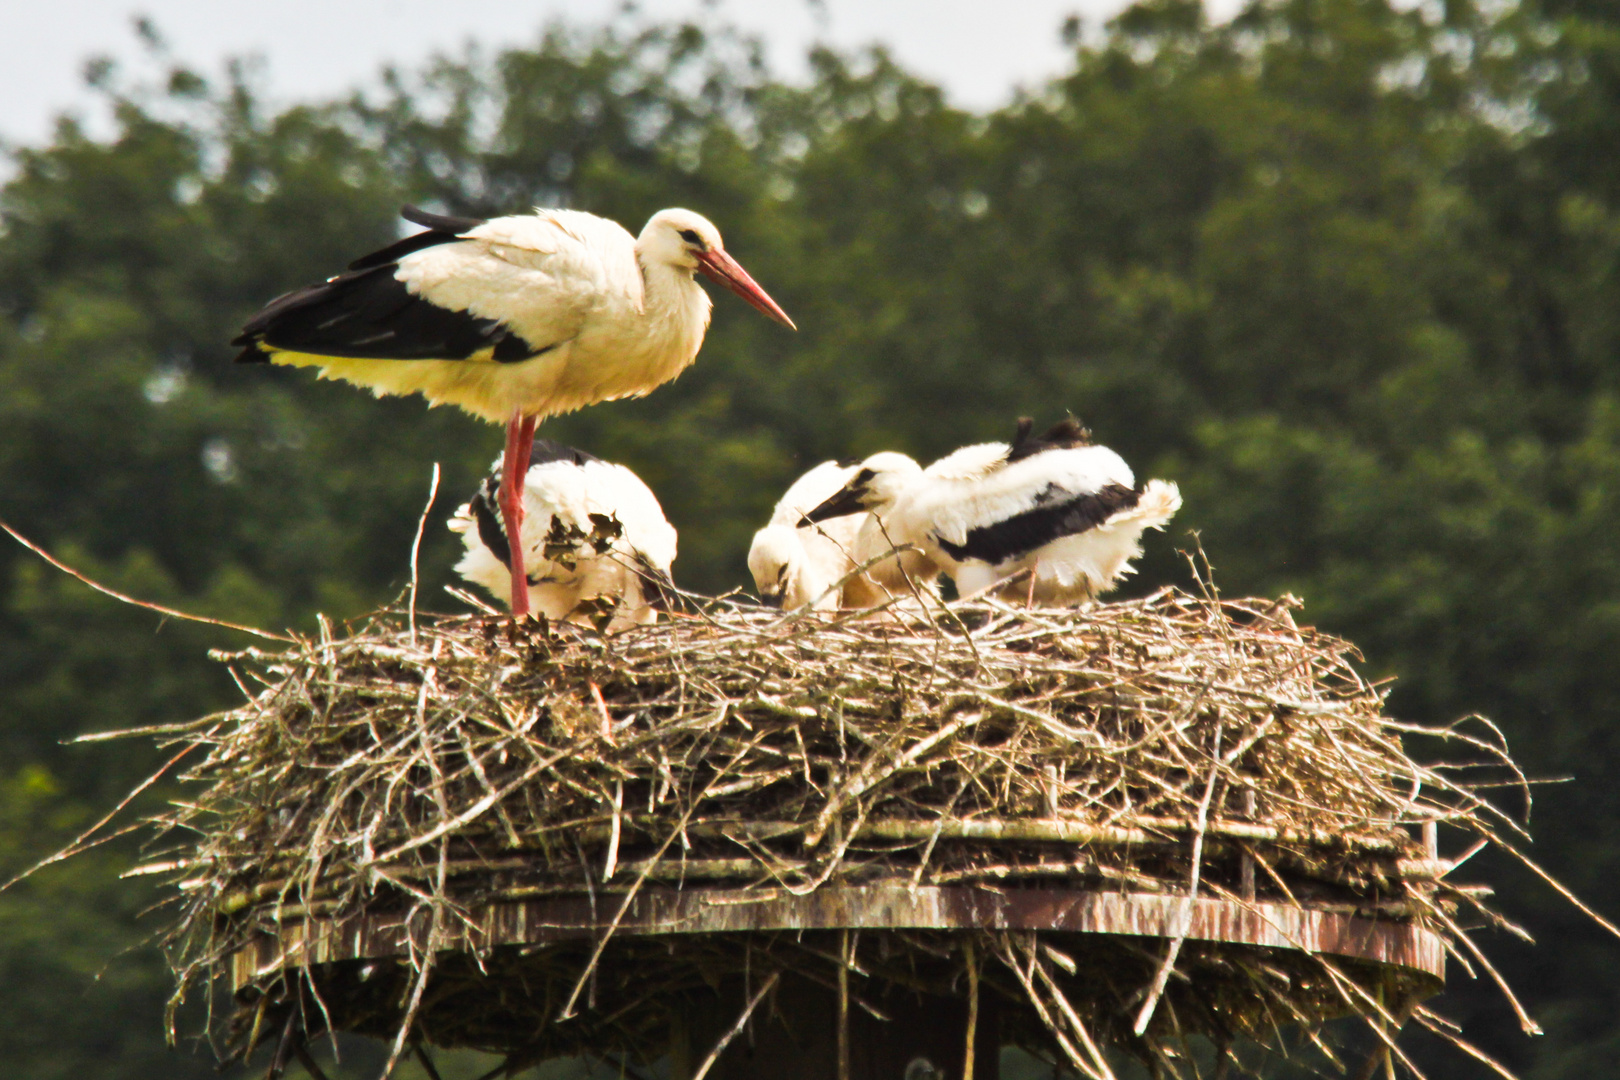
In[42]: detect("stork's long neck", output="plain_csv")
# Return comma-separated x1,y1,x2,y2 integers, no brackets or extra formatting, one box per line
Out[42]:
636,255,714,349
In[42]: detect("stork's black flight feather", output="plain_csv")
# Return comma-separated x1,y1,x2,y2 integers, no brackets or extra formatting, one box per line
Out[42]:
527,441,603,469
1007,416,1092,463
633,555,679,613
232,205,550,365
344,206,489,271
470,482,509,571
934,482,1140,565
400,205,486,234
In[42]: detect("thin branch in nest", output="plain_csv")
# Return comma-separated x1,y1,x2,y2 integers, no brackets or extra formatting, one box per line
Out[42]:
997,934,1113,1080
1412,1007,1517,1080
293,1042,334,1080
1,742,200,893
0,516,294,642
1025,939,1116,1080
1133,726,1224,1035
963,936,980,1080
837,930,852,1080
380,899,444,1078
684,969,779,1080
412,1044,447,1080
408,463,441,644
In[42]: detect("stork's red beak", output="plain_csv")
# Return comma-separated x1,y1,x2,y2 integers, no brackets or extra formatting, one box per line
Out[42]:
697,248,797,330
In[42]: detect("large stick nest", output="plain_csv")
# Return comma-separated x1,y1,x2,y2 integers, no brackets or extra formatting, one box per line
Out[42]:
129,584,1536,1076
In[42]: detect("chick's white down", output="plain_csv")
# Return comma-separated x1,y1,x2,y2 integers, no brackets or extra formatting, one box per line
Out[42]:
450,450,677,629
747,461,887,611
935,443,1181,602
826,432,1181,604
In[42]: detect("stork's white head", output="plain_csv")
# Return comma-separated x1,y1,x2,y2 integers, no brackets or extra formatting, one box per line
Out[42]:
639,209,796,329
640,209,725,271
748,524,803,608
800,452,923,523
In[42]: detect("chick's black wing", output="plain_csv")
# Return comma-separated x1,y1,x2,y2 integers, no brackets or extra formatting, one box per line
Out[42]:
935,483,1140,565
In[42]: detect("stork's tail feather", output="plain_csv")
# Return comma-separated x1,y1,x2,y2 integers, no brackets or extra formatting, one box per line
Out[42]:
1109,480,1182,532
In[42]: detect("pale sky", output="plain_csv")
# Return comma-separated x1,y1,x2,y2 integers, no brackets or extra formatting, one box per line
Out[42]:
0,0,1243,149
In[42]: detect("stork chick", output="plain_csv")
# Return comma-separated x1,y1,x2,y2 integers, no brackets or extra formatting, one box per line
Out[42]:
804,419,1180,604
236,205,792,616
450,441,677,630
748,460,889,611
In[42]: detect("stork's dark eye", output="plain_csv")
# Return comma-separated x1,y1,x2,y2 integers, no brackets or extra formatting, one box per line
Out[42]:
678,228,703,245
854,468,876,486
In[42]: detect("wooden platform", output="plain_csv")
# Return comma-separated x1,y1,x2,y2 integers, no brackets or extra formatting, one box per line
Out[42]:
230,884,1446,989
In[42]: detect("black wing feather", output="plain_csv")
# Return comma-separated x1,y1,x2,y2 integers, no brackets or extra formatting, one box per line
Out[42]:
346,230,466,272
400,205,486,233
527,439,602,468
233,266,508,359
345,206,489,271
1007,416,1092,463
232,264,550,364
633,555,679,613
232,204,557,365
469,477,511,570
935,482,1139,565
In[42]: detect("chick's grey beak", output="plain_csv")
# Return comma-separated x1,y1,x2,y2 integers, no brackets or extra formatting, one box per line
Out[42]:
800,484,867,526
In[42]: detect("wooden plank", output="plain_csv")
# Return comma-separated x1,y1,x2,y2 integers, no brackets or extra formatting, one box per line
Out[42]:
230,885,1445,989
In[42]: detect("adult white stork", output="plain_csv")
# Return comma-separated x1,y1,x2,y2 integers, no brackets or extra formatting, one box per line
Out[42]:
748,460,889,611
234,204,793,616
448,440,677,630
803,419,1181,604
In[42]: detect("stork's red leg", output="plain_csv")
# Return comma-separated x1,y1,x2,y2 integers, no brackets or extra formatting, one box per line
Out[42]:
499,413,539,616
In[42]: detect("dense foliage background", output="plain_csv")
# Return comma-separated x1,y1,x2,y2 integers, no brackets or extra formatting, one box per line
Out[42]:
3,0,1619,1075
